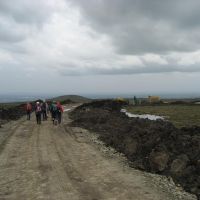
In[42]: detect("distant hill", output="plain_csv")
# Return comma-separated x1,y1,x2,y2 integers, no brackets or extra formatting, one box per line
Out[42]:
49,95,91,103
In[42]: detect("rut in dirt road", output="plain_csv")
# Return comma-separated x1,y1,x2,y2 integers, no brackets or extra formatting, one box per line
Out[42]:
0,106,197,200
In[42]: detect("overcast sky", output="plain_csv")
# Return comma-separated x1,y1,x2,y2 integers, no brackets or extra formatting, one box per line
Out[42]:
0,0,200,97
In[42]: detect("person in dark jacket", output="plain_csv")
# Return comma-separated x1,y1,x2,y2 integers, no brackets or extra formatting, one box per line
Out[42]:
51,101,58,125
35,102,42,124
41,101,47,121
56,101,64,124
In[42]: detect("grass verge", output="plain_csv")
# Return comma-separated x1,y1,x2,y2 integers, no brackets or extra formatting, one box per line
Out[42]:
127,104,200,128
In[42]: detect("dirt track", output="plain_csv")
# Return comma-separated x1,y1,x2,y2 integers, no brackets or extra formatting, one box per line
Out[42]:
0,105,196,200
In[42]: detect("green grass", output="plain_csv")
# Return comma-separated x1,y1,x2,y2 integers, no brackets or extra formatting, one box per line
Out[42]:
127,104,200,128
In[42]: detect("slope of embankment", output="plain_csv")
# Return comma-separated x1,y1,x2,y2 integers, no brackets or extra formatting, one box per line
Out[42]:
69,100,200,199
0,103,26,127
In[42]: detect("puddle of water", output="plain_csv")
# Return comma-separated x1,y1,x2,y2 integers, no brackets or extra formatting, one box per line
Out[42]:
121,109,164,121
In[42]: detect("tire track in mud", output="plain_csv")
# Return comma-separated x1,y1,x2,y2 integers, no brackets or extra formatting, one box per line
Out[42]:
63,125,89,144
50,126,104,200
37,122,81,200
0,119,37,199
36,125,53,199
0,119,27,154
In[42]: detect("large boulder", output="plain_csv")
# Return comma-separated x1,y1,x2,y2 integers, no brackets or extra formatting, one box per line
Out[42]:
149,151,169,172
170,154,189,177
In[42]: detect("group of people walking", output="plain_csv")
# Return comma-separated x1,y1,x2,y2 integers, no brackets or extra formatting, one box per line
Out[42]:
25,101,64,125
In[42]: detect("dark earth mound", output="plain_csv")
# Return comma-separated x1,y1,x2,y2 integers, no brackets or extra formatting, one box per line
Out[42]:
70,100,200,199
0,104,26,126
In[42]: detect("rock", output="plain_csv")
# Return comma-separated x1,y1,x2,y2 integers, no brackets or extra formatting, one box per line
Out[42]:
132,159,145,170
124,138,138,155
149,151,169,172
181,166,196,182
170,154,189,177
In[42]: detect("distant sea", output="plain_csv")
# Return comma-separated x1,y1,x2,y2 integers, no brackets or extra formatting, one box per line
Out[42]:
0,94,54,103
0,93,200,103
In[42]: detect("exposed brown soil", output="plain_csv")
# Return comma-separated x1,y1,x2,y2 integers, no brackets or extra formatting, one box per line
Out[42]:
70,100,200,199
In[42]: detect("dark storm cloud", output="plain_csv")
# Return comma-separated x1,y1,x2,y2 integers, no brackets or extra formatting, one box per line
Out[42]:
69,0,200,54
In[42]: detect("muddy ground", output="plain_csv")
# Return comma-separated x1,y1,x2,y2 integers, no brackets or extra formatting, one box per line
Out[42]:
70,100,200,199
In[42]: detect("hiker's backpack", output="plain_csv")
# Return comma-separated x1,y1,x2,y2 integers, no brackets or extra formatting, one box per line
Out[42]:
27,104,32,111
52,104,57,112
42,103,46,111
36,105,41,113
57,105,61,112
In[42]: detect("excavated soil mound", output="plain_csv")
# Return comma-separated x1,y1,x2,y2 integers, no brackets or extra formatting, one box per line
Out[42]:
76,99,128,111
0,104,26,126
70,100,200,199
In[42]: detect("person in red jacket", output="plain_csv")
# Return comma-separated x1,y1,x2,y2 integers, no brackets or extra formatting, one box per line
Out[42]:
56,101,64,124
25,102,32,120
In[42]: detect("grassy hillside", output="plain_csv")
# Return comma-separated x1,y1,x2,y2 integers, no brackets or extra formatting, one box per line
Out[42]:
49,95,91,103
127,104,200,128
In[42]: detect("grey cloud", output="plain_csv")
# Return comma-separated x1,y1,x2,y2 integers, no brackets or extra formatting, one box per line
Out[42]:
0,0,57,45
0,30,24,43
0,0,55,26
0,44,27,54
69,0,200,54
0,19,26,43
1,0,200,80
58,62,200,76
